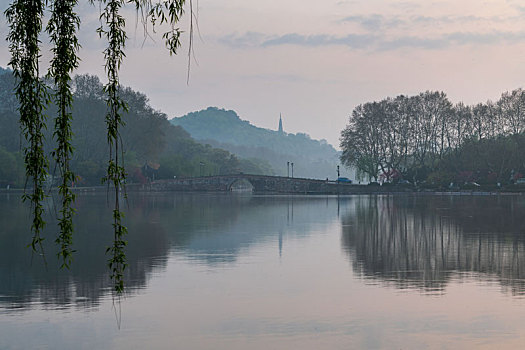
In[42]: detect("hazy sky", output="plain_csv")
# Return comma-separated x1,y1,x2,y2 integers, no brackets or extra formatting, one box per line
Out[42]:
2,0,525,147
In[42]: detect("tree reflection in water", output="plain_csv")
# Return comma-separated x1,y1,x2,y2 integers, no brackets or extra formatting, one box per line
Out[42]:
0,192,337,311
0,193,170,311
341,195,525,295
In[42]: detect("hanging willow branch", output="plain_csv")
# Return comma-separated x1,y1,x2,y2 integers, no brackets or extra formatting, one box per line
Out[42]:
97,0,129,294
47,0,80,269
6,0,191,294
95,0,190,294
131,0,186,55
5,0,49,260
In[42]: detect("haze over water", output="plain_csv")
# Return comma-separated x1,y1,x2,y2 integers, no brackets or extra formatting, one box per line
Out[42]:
2,192,525,349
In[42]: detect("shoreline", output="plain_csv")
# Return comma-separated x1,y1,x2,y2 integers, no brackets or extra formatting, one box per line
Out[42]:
1,185,524,196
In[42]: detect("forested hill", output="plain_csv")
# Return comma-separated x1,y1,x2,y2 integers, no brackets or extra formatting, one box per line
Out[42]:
171,107,343,179
0,72,272,187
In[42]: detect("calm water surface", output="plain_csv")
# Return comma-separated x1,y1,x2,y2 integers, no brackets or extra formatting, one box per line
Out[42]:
2,192,525,349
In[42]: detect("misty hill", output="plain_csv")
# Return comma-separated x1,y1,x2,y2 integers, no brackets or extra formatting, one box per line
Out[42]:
171,107,343,179
0,71,271,187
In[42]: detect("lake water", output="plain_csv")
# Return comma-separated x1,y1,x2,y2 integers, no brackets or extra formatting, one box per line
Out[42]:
2,192,525,349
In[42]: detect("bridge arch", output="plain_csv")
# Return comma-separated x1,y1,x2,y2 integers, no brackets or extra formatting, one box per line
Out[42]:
228,178,254,192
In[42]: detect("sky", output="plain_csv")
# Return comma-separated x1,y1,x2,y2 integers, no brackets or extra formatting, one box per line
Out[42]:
1,0,525,148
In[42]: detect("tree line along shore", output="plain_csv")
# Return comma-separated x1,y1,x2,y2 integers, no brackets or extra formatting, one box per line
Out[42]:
340,90,525,189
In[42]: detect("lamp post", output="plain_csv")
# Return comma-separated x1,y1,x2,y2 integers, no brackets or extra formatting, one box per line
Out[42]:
287,161,290,177
291,162,294,178
199,161,204,177
336,165,341,195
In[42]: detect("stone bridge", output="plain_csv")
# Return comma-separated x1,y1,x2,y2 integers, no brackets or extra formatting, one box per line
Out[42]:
148,174,388,194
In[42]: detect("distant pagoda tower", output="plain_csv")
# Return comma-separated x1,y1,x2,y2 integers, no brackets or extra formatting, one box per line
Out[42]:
278,113,283,133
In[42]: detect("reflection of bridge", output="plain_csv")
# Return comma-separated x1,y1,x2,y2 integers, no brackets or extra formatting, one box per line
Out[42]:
150,174,383,194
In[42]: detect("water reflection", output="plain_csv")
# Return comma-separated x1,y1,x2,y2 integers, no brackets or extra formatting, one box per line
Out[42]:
341,195,525,295
0,193,341,311
0,193,170,311
163,194,336,265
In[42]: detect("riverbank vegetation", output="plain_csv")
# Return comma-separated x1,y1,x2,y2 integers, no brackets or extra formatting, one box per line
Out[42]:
340,89,525,189
0,70,271,188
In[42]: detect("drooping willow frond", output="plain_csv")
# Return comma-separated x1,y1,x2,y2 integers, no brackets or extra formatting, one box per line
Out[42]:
6,0,191,294
47,0,81,269
6,0,49,261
